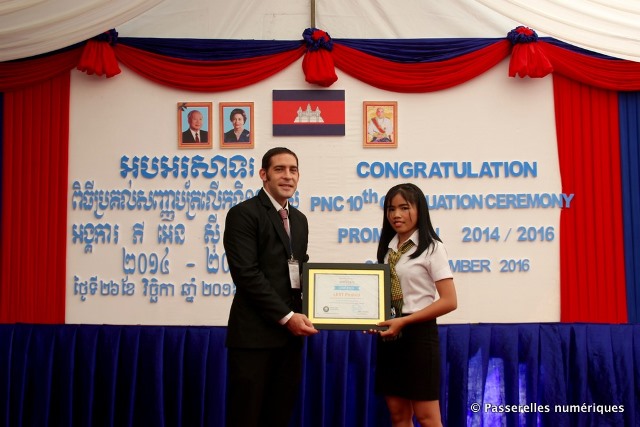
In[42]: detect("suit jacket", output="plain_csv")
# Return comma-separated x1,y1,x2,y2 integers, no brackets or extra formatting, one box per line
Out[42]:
224,189,309,349
181,129,208,143
224,128,251,143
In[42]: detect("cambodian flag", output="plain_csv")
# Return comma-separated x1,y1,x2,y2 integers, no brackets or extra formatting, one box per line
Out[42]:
273,89,345,136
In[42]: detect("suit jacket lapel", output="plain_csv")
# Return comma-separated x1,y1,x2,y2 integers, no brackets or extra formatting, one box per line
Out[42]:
258,190,291,255
288,209,302,250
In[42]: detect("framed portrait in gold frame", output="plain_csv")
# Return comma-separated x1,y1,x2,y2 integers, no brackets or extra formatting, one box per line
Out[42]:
219,102,254,149
177,102,213,149
363,101,397,148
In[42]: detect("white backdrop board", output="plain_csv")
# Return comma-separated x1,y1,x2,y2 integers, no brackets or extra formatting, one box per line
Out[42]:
66,55,564,325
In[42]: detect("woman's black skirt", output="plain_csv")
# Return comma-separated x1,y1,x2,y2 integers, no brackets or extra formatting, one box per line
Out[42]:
375,319,440,401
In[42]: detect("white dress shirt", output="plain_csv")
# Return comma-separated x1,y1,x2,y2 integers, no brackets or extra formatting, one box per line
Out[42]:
385,230,453,314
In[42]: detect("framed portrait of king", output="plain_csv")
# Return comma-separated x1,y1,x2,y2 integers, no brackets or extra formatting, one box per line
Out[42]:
363,101,397,148
177,102,213,149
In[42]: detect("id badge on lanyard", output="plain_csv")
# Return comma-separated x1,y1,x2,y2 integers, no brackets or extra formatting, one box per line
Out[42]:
288,256,300,289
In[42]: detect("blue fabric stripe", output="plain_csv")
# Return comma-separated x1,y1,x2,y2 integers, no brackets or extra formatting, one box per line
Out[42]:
7,36,617,63
541,37,621,60
619,92,640,323
273,89,344,101
334,37,502,62
333,37,618,62
273,124,345,136
118,37,303,60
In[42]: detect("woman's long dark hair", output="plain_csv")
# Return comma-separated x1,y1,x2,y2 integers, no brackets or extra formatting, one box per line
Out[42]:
376,183,441,263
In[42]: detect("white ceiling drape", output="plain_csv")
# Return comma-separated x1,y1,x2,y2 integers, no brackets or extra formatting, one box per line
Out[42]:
0,0,163,62
1,0,639,63
474,0,640,62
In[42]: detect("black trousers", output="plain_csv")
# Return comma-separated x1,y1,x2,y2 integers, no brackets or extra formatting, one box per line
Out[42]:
226,340,303,427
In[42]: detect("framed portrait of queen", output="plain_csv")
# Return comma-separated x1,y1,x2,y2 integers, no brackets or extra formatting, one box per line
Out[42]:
220,102,254,149
363,101,397,148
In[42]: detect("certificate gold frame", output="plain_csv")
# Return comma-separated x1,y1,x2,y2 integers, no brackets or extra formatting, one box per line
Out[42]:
177,102,213,149
363,101,397,148
302,263,391,330
219,102,255,149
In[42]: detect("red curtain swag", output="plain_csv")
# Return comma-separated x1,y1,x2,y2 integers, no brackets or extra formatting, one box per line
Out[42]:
114,44,307,92
331,41,512,93
0,48,82,92
538,42,640,91
3,35,640,94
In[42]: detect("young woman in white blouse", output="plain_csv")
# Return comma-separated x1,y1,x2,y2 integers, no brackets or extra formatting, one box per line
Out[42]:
373,183,457,427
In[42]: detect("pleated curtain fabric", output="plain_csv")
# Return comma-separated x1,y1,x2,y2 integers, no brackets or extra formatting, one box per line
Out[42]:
0,73,70,322
618,92,640,323
553,74,628,322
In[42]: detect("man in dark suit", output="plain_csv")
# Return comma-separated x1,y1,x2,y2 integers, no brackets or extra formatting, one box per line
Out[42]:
223,147,318,427
181,109,208,143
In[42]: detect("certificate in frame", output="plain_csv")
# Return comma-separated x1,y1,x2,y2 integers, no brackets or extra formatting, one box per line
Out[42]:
302,263,391,330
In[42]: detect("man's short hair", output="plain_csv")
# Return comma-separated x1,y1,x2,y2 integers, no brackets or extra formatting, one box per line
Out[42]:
261,147,298,170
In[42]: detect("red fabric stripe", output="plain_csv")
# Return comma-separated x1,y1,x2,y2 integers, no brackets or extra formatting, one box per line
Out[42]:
114,44,306,92
272,100,345,124
0,48,82,92
0,73,70,323
332,41,511,93
554,74,627,323
541,42,640,91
